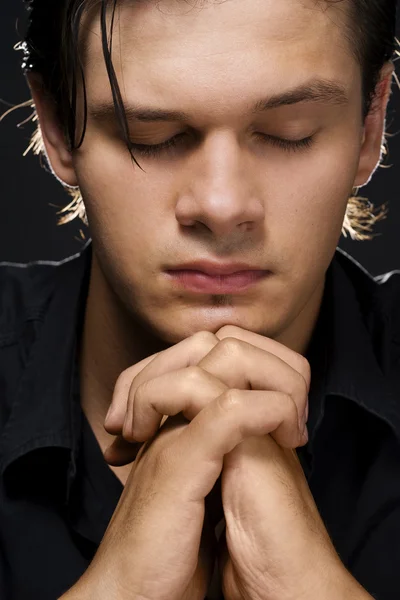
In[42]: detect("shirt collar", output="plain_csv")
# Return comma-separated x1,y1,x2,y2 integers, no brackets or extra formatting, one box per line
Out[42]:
307,248,400,444
1,242,92,499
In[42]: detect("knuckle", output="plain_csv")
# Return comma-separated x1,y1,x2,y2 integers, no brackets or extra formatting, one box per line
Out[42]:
193,330,218,347
217,336,243,357
185,365,206,385
216,325,241,339
217,389,242,414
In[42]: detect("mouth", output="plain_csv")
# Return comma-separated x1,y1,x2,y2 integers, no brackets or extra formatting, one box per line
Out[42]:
165,268,271,294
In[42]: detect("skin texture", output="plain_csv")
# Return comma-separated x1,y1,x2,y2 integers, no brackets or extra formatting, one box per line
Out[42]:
29,0,392,597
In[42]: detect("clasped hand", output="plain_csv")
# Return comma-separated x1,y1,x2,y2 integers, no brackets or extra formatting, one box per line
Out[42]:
72,327,360,600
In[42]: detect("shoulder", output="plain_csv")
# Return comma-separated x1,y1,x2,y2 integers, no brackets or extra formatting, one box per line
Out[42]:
335,248,400,317
334,248,400,369
374,267,400,331
374,268,400,369
0,245,91,435
0,245,90,339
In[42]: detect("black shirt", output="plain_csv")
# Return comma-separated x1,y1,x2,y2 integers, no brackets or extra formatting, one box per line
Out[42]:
0,243,399,600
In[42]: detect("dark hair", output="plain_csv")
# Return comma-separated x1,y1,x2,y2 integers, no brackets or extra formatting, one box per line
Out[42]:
17,0,398,237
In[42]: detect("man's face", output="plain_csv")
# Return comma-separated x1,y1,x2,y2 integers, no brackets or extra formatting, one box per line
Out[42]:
73,0,365,344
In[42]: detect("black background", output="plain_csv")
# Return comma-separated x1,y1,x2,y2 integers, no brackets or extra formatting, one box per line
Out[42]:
1,2,399,274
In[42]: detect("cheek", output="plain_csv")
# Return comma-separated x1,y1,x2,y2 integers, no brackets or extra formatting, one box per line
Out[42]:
268,143,359,262
261,143,359,316
74,141,175,262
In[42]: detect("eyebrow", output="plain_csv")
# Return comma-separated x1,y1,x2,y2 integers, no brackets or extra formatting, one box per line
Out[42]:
89,78,349,123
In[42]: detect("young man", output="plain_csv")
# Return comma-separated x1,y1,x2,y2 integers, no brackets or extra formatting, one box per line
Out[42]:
0,0,399,598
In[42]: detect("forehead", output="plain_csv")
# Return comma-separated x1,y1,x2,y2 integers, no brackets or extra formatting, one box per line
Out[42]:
80,0,359,113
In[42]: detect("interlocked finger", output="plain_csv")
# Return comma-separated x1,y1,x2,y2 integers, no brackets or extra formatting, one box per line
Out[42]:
122,338,308,444
123,367,228,442
105,331,219,434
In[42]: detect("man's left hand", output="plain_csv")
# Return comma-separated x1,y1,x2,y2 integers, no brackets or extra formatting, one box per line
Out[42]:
218,434,372,600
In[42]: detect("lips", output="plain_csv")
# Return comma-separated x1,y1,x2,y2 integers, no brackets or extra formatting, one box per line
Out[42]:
168,260,267,275
165,266,270,294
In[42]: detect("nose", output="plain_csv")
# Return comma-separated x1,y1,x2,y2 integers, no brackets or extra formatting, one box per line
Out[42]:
175,133,265,237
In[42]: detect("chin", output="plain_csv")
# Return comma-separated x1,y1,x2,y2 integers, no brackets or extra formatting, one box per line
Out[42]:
151,304,276,344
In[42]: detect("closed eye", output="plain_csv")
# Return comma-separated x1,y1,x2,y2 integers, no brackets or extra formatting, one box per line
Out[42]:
255,133,314,153
129,133,191,158
129,132,315,158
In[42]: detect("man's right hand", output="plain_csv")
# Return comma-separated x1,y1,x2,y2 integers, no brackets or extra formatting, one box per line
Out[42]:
62,412,220,600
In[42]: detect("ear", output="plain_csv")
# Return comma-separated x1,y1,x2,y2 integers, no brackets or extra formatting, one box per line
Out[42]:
353,63,394,188
27,74,78,187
